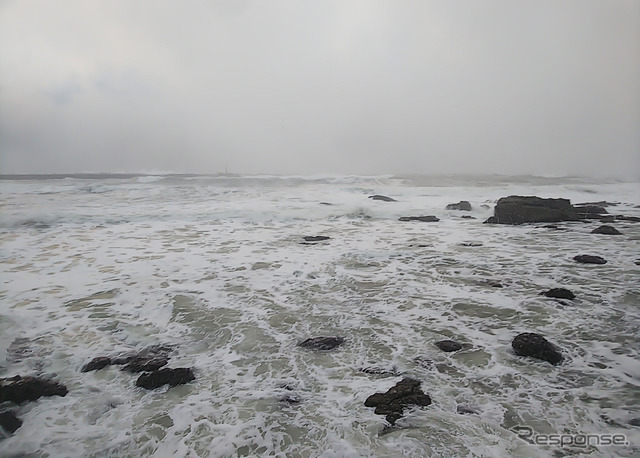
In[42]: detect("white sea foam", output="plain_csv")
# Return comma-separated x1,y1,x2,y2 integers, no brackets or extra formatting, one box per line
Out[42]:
0,175,639,457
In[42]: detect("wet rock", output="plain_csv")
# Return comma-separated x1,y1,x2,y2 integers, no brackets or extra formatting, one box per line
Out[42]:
122,356,169,373
298,336,344,351
512,333,563,365
302,236,330,243
364,378,432,425
574,205,608,219
435,340,463,352
81,356,112,372
574,255,607,265
0,410,22,434
540,288,575,300
360,366,400,377
635,260,640,266
629,418,640,427
456,405,479,415
486,196,581,225
0,376,68,404
591,225,622,235
460,215,476,219
319,202,333,206
398,216,440,222
576,201,618,207
369,195,397,202
599,215,616,223
135,367,195,390
446,201,472,211
460,241,483,247
616,215,640,222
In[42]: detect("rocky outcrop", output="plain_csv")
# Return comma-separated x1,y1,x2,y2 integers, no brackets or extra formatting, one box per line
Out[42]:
298,336,344,351
574,255,607,264
435,340,463,352
0,410,22,434
591,225,622,235
364,378,431,425
398,216,439,222
485,196,581,225
369,195,396,202
0,376,68,404
136,368,195,390
446,201,472,211
81,356,112,372
540,288,575,300
512,333,562,365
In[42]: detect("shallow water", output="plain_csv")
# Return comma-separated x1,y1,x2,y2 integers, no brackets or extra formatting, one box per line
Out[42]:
1,174,639,457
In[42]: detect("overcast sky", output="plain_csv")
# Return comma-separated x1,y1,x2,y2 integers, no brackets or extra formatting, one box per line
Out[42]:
1,0,639,177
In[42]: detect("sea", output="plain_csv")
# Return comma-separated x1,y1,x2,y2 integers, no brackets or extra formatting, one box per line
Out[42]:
0,173,639,457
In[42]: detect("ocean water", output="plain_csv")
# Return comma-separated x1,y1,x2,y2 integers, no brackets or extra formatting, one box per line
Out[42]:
0,174,639,457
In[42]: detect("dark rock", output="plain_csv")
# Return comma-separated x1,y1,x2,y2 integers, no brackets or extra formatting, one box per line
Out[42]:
303,236,330,242
573,255,607,265
135,367,195,390
512,333,563,365
541,288,575,300
369,195,397,202
446,201,472,211
298,336,344,351
635,260,640,266
484,216,499,224
616,215,640,222
364,378,431,425
81,356,112,372
0,410,22,434
629,418,640,427
599,216,615,223
0,376,68,404
319,202,333,206
487,280,503,288
360,366,399,376
122,356,169,373
576,201,618,207
456,405,479,415
435,340,463,352
591,225,622,235
488,196,581,225
574,205,608,219
398,216,439,222
460,242,483,247
460,215,476,219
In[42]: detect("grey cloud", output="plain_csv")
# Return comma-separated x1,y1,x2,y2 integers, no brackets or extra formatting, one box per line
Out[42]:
0,0,638,177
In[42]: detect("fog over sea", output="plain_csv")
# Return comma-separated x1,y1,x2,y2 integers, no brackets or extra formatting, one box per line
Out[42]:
1,174,639,457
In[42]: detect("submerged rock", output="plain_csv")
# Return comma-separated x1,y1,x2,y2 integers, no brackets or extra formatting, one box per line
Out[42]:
0,376,68,404
435,340,463,352
298,336,345,351
369,195,397,202
364,378,432,425
360,366,400,377
512,333,563,365
540,288,575,300
446,201,472,211
574,255,607,265
302,236,331,243
135,367,195,390
486,196,581,225
456,405,479,415
398,216,440,222
0,410,22,434
591,225,622,235
81,356,112,372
